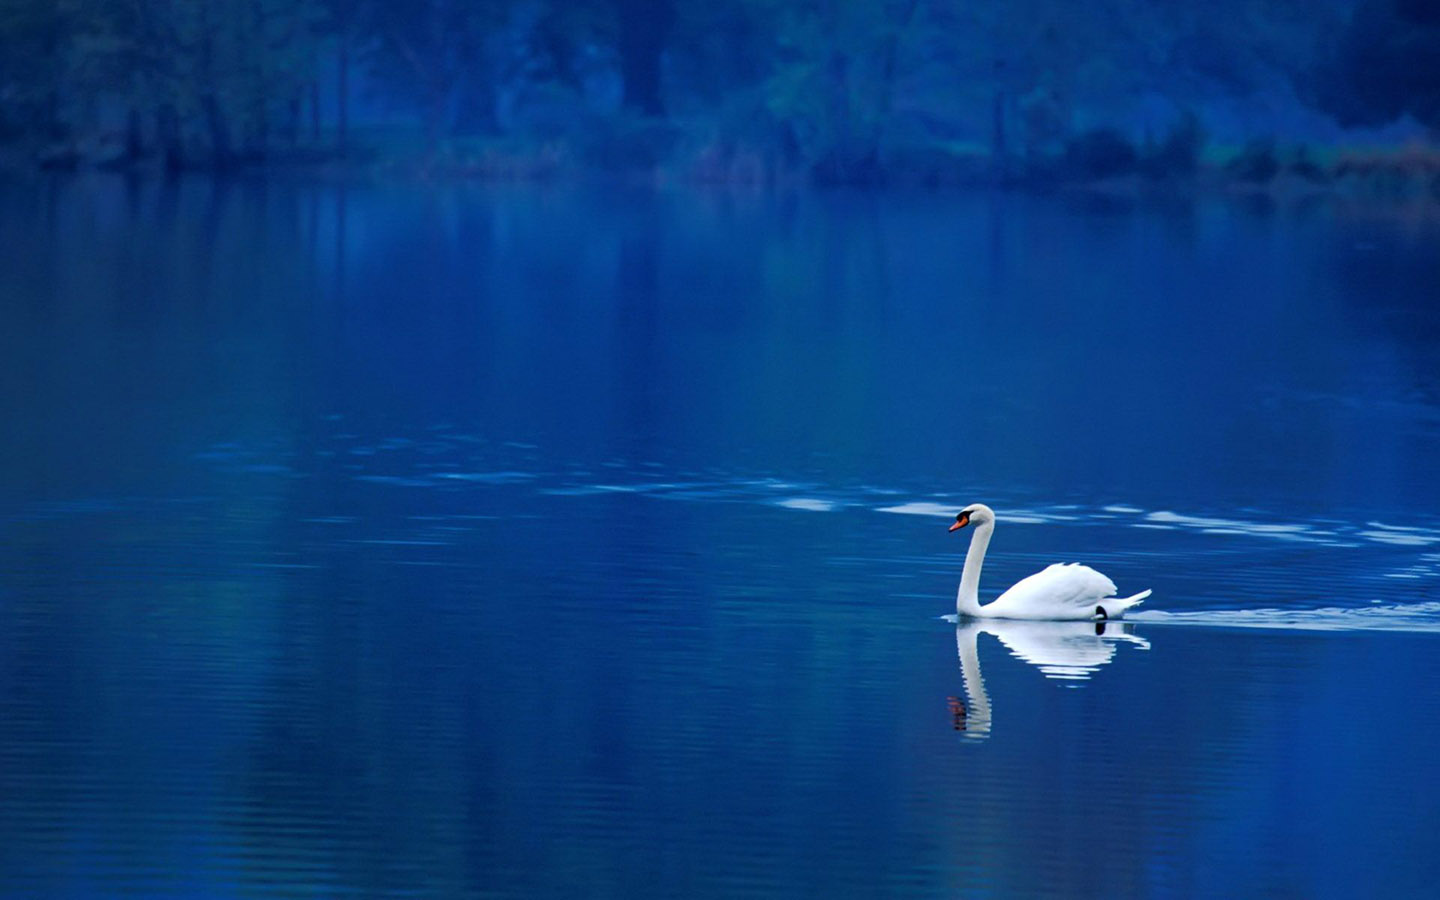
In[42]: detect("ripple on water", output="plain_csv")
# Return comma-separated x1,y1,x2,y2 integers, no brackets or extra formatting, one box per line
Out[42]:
166,436,1440,610
775,498,837,512
1131,602,1440,633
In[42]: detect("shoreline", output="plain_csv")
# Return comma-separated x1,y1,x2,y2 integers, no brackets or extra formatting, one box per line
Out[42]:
6,138,1438,208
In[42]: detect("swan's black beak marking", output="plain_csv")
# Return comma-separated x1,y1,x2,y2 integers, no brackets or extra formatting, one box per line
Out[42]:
948,513,970,532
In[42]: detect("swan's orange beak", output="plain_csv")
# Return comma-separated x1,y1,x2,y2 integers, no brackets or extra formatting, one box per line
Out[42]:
949,513,970,532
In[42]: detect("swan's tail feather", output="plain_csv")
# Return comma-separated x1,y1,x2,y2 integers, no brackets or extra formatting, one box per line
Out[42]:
1094,589,1151,620
1113,589,1151,612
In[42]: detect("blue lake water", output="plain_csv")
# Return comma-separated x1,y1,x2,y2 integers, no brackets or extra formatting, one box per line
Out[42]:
2,175,1440,896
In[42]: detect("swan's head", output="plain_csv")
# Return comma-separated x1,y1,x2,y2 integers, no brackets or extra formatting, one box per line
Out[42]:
948,503,995,532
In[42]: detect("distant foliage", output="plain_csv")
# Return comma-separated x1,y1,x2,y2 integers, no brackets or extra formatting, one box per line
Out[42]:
0,0,1420,185
1333,142,1440,198
1313,0,1440,130
1139,113,1204,179
1062,127,1137,180
1285,145,1329,183
576,113,679,169
1227,138,1280,183
752,0,921,184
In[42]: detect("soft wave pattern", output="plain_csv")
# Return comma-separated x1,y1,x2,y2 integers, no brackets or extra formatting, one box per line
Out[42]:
1131,602,1440,633
873,496,1440,559
181,432,1440,560
45,434,1428,636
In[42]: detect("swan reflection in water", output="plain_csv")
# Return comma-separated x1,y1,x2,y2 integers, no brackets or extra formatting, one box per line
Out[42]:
949,619,1151,739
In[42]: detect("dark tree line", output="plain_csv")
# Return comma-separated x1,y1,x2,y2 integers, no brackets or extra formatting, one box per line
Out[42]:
1314,0,1440,131
0,0,1433,178
0,0,683,167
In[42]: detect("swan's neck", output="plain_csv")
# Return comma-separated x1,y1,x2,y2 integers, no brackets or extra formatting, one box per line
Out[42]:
957,520,993,617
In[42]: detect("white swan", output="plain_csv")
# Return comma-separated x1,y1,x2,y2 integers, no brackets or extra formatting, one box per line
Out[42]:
949,503,1151,620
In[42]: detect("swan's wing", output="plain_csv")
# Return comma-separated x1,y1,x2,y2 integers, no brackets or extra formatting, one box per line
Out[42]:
988,563,1118,619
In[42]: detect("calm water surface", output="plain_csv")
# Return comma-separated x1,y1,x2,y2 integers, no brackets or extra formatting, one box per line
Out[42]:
2,176,1440,897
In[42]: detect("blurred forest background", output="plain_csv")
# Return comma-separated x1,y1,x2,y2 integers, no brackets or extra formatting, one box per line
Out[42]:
1,0,1438,192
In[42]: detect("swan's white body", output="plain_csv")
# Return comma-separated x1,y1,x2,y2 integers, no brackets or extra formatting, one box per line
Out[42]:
952,503,1150,621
